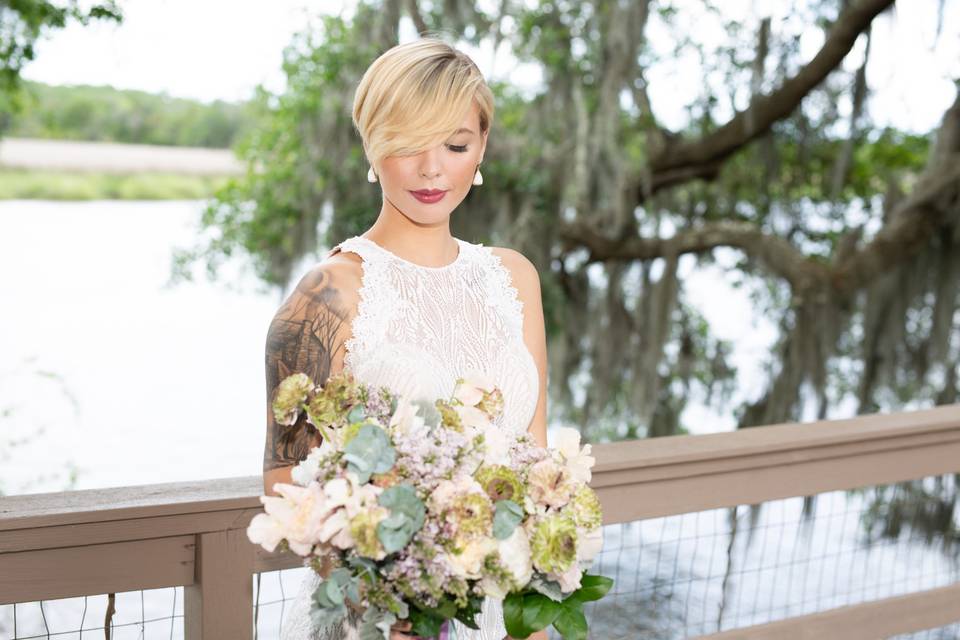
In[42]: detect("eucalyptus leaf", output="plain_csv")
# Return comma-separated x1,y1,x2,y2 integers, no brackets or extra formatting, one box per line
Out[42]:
347,404,367,423
344,423,395,483
492,499,524,539
376,483,425,553
358,605,397,640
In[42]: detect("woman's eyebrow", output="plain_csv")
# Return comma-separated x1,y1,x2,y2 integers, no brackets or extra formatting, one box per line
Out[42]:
452,127,475,135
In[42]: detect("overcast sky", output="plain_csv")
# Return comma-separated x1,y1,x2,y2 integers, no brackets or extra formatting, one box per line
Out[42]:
20,0,960,134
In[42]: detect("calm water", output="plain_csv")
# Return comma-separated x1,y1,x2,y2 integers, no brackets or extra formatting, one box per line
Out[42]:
0,199,782,495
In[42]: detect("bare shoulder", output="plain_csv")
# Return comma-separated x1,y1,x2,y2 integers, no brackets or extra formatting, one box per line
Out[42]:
489,246,541,292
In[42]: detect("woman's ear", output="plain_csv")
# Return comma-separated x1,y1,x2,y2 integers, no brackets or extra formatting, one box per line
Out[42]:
479,129,489,163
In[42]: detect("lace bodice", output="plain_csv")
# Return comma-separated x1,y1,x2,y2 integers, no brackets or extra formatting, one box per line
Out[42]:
337,234,539,436
279,233,540,640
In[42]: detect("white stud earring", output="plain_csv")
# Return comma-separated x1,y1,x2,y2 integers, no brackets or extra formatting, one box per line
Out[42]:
473,165,483,186
367,166,378,183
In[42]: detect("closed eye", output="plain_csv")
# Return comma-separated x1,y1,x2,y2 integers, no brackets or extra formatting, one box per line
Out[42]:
447,144,468,153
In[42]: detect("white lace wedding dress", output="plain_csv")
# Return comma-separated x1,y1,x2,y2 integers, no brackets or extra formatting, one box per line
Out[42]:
279,234,540,640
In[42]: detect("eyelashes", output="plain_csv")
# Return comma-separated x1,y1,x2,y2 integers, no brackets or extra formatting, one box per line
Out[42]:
447,144,468,153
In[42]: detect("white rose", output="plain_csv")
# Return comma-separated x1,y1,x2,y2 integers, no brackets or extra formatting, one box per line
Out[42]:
497,527,533,588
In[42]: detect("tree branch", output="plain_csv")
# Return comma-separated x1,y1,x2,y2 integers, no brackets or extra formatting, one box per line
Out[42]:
645,0,894,195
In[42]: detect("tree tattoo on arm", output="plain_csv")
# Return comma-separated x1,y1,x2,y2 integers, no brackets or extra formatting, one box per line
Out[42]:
263,266,349,472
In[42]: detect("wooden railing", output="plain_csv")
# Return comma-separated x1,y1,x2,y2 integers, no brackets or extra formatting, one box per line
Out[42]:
1,403,959,638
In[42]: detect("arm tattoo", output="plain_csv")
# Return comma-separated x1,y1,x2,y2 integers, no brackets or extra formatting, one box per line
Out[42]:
263,267,349,471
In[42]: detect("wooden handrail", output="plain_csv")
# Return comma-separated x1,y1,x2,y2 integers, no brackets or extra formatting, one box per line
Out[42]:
0,402,958,638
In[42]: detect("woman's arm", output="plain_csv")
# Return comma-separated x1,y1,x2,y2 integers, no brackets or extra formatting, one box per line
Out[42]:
262,261,354,496
492,247,550,640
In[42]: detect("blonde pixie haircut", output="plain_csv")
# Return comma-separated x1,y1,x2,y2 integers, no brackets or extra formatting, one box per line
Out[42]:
352,36,495,172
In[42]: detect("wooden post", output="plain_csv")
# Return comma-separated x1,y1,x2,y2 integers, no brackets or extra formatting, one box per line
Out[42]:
184,528,254,639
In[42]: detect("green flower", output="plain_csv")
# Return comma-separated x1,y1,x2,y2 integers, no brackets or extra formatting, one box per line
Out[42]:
474,465,525,504
563,485,602,530
350,506,389,560
435,399,464,432
450,492,494,547
530,515,578,574
306,372,365,430
272,373,314,426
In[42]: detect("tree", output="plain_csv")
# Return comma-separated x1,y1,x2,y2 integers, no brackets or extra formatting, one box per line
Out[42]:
0,0,123,133
172,0,959,441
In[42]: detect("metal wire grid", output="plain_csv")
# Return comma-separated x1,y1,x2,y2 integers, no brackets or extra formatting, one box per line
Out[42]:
0,587,183,639
552,473,960,639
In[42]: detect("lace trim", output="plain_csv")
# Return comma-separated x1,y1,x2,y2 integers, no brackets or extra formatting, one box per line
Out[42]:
335,237,391,376
483,246,526,336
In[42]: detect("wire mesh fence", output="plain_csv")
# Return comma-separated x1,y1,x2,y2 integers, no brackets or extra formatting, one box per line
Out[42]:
0,587,183,639
2,474,958,639
565,473,960,639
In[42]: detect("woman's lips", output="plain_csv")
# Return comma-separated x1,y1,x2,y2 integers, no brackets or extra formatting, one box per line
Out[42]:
410,189,448,203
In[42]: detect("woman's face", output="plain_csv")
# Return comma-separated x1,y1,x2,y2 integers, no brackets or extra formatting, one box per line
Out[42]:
377,101,488,225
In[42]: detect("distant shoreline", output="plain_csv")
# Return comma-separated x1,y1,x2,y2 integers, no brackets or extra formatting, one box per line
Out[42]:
0,137,243,176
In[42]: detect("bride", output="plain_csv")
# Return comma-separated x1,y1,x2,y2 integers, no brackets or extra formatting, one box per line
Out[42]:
261,36,549,640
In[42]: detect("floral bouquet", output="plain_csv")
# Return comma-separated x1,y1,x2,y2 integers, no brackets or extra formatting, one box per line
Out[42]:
248,369,612,640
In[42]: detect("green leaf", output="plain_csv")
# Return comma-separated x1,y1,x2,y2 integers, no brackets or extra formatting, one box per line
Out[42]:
409,607,443,638
358,606,396,640
454,593,484,630
553,605,588,640
521,593,562,632
492,499,524,539
376,483,425,553
343,423,395,483
529,576,565,602
503,592,532,638
563,574,613,606
347,404,366,423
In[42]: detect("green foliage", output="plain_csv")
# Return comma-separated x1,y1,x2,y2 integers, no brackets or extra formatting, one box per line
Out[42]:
492,499,524,539
343,423,395,484
375,483,425,553
171,9,383,287
503,574,612,639
9,81,255,148
0,1,122,132
0,169,228,200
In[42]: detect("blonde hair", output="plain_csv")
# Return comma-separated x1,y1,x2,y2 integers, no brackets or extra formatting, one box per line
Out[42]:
352,36,494,171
